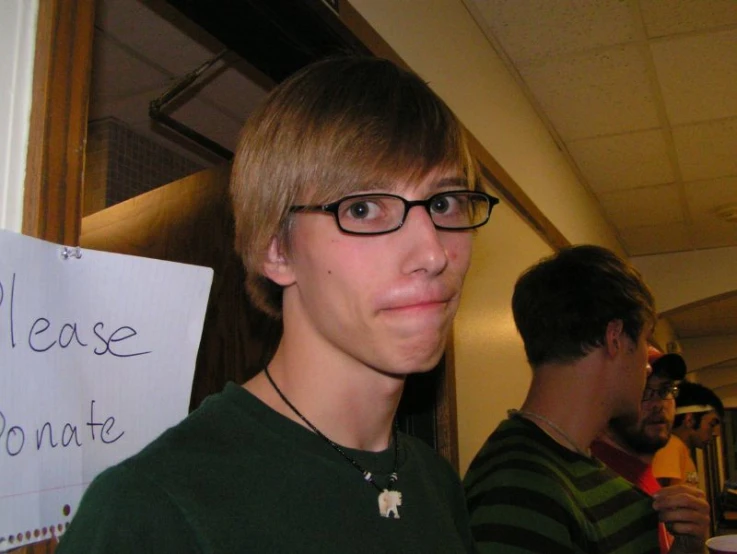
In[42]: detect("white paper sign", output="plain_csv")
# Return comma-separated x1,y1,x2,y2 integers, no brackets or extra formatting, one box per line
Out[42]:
0,230,213,549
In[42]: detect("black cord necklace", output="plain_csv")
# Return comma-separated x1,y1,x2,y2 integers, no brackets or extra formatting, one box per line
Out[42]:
263,366,402,518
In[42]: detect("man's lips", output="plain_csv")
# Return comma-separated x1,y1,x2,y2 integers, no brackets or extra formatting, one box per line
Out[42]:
379,288,457,312
382,299,450,313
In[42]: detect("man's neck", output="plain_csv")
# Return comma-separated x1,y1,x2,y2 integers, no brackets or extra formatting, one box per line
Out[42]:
520,361,616,455
245,343,405,452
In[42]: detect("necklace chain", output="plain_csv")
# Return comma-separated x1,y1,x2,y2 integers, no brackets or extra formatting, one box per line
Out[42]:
509,409,590,458
264,367,399,492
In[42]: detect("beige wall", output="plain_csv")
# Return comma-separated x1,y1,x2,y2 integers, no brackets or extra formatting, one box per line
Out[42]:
455,200,552,472
348,0,626,473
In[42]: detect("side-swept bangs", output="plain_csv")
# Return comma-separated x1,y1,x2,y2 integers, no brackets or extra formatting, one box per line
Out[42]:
231,56,475,316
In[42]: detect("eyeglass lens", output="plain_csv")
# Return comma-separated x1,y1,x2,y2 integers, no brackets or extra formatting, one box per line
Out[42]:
337,192,489,234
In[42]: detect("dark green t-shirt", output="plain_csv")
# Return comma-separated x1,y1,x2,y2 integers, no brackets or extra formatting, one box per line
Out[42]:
58,382,474,553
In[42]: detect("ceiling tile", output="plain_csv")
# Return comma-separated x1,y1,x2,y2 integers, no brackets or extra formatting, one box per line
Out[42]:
568,129,674,194
651,29,737,124
599,183,683,228
639,0,737,38
684,176,737,223
519,45,659,140
690,219,737,250
684,175,737,249
673,118,737,181
467,0,637,63
618,221,694,256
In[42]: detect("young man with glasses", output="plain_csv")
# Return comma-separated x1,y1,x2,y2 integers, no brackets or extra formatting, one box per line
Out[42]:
591,347,710,554
653,381,724,488
464,246,709,554
58,56,495,553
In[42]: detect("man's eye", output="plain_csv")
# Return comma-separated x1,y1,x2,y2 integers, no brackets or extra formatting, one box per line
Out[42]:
343,199,383,220
349,201,370,219
431,196,451,214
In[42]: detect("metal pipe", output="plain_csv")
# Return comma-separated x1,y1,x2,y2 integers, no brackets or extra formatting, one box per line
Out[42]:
149,49,233,161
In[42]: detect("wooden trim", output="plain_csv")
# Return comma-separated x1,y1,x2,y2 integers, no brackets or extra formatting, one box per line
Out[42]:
22,0,95,244
14,2,95,551
437,330,460,471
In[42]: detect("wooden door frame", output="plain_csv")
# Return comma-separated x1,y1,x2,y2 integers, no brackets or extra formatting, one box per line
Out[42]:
23,0,95,245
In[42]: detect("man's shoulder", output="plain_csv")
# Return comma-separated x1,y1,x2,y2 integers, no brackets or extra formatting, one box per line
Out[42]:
464,422,658,553
464,418,562,473
463,419,629,500
463,418,572,495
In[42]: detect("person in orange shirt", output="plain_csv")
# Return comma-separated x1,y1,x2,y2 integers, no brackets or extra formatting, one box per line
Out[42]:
652,381,724,487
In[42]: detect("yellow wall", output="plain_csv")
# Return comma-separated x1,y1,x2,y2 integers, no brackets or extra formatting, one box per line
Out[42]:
348,0,624,473
455,203,552,472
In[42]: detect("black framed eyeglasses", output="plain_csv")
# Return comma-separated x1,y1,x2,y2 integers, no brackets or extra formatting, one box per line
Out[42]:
642,384,679,401
290,190,499,236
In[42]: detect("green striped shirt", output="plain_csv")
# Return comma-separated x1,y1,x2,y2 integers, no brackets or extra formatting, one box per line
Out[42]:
464,417,659,554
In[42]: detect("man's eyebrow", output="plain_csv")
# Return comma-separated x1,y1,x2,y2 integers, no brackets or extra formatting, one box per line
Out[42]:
433,177,469,190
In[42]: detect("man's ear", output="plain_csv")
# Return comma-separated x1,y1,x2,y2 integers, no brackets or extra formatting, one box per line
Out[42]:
684,413,696,430
262,237,296,286
604,319,625,357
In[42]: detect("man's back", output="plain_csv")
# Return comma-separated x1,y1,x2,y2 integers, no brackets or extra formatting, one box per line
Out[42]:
464,417,659,554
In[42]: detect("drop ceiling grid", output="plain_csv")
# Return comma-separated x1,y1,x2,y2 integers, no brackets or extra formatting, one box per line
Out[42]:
466,0,737,256
600,182,683,229
517,45,660,141
469,0,639,63
650,28,737,125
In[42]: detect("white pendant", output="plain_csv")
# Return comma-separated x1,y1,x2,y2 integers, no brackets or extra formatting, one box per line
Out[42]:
378,489,402,518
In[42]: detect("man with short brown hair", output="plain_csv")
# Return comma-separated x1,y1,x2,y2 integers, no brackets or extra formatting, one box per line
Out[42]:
464,245,709,554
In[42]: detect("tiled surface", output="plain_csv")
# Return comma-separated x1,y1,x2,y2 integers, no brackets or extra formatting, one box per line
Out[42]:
467,0,737,257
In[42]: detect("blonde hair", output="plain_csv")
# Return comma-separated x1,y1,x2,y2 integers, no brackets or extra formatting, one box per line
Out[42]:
230,56,477,317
